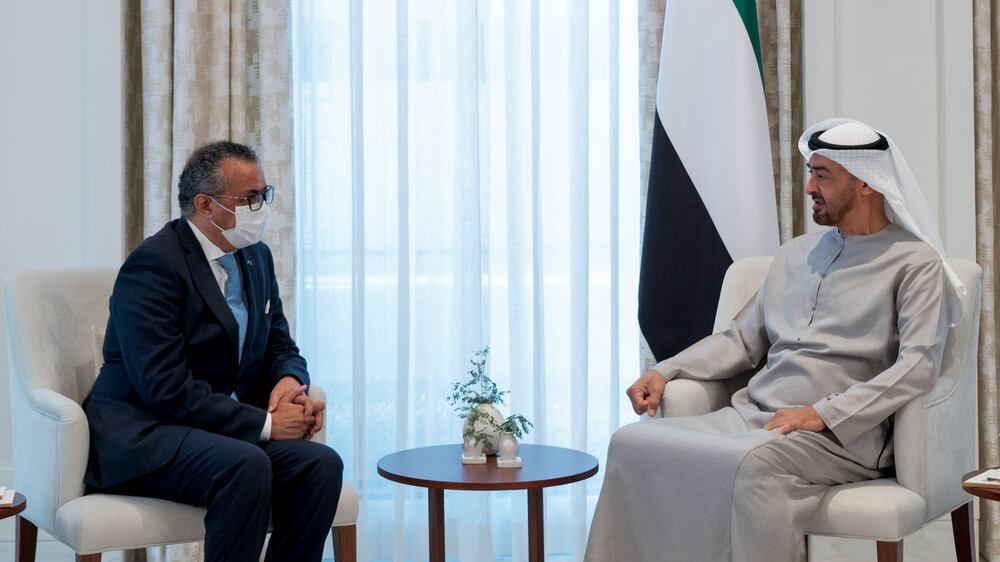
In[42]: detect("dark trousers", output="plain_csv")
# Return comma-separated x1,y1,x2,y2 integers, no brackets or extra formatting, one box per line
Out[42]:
96,428,344,562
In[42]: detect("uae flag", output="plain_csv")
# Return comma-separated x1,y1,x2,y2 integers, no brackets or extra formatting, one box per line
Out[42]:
639,0,779,362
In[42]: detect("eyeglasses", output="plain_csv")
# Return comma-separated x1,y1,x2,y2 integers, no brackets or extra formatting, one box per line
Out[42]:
208,185,275,211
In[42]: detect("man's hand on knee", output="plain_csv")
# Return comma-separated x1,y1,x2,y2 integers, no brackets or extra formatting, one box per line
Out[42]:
764,406,826,434
268,375,307,413
626,370,667,417
272,400,311,440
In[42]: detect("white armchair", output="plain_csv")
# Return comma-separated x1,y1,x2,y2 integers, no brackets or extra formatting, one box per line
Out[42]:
658,257,981,562
4,269,359,562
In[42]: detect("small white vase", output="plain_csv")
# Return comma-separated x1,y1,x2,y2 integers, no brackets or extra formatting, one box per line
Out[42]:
497,431,522,468
461,439,486,464
463,403,504,455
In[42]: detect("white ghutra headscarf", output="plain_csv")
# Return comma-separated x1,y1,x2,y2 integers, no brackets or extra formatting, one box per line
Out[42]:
798,117,965,326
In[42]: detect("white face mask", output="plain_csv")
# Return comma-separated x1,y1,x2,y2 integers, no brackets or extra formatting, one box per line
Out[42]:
209,198,270,249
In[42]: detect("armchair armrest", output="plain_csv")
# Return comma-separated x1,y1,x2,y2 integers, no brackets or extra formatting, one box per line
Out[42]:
655,372,754,419
657,379,732,418
306,385,327,445
10,383,89,532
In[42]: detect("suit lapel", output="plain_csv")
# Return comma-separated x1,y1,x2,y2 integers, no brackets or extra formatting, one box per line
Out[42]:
177,220,241,358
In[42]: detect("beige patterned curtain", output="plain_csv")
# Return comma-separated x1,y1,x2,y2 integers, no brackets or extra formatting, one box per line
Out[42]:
123,0,296,318
757,0,803,243
121,2,294,560
638,0,802,367
974,0,1000,559
638,0,665,368
637,0,665,229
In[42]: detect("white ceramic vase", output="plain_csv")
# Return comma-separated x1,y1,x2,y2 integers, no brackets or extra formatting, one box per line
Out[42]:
463,403,504,455
497,431,522,468
498,431,519,459
461,438,486,464
463,439,484,457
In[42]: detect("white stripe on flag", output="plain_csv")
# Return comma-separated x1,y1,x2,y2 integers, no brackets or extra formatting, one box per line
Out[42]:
655,0,779,260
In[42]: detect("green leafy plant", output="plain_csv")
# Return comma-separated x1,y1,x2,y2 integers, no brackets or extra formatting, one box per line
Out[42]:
498,414,533,439
447,347,507,414
448,347,533,446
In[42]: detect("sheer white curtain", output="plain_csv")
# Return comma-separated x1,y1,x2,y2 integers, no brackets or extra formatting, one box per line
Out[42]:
292,1,641,560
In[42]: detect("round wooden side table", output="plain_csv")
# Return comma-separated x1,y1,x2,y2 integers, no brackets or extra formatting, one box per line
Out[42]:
1,492,28,561
378,444,599,562
0,492,26,521
963,469,1000,502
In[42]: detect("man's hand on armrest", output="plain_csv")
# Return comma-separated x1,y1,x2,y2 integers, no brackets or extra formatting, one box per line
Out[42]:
763,406,826,435
626,370,667,417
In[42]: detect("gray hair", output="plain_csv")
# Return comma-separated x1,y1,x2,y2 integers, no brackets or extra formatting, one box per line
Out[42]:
177,141,259,216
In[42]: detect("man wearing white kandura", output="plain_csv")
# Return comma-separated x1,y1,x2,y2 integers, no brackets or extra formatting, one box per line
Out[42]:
585,118,964,562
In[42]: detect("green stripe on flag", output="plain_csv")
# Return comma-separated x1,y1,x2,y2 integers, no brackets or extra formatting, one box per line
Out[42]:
732,0,763,78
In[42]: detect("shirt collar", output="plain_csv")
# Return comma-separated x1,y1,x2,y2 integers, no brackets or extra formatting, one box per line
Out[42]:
186,218,232,262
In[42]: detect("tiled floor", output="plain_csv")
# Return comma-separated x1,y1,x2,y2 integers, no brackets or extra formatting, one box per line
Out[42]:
0,516,970,561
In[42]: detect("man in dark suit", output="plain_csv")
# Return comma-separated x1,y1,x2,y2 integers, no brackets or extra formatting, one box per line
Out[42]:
84,141,342,562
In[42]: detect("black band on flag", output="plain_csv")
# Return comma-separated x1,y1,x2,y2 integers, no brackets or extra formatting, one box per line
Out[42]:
639,111,734,362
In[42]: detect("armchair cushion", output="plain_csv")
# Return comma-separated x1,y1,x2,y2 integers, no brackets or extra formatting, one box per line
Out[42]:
57,484,360,554
804,479,926,541
56,494,205,554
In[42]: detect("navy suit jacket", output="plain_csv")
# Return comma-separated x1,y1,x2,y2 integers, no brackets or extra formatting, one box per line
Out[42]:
84,219,309,489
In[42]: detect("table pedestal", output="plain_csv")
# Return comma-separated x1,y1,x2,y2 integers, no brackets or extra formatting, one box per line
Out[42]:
429,489,445,561
426,488,547,562
527,488,544,562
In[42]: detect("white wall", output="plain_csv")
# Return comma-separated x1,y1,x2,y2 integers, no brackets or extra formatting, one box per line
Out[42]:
802,0,975,260
0,1,123,485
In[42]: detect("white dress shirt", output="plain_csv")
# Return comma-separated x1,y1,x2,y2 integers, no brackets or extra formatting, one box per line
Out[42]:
187,219,272,441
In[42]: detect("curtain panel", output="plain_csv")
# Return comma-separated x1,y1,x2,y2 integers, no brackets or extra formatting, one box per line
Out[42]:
121,1,296,559
974,0,1000,559
293,1,643,559
123,0,296,317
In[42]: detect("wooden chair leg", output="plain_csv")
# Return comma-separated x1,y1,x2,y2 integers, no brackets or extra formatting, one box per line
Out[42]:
75,555,102,562
951,500,975,562
332,524,357,562
876,540,903,562
15,515,37,562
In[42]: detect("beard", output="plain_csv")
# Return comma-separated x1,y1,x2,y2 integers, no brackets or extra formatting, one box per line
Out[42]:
812,198,833,226
811,194,854,226
813,205,833,226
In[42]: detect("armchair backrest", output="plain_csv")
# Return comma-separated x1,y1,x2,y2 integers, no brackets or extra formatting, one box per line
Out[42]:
712,256,773,334
895,259,981,519
5,269,117,402
713,256,982,521
4,268,117,529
